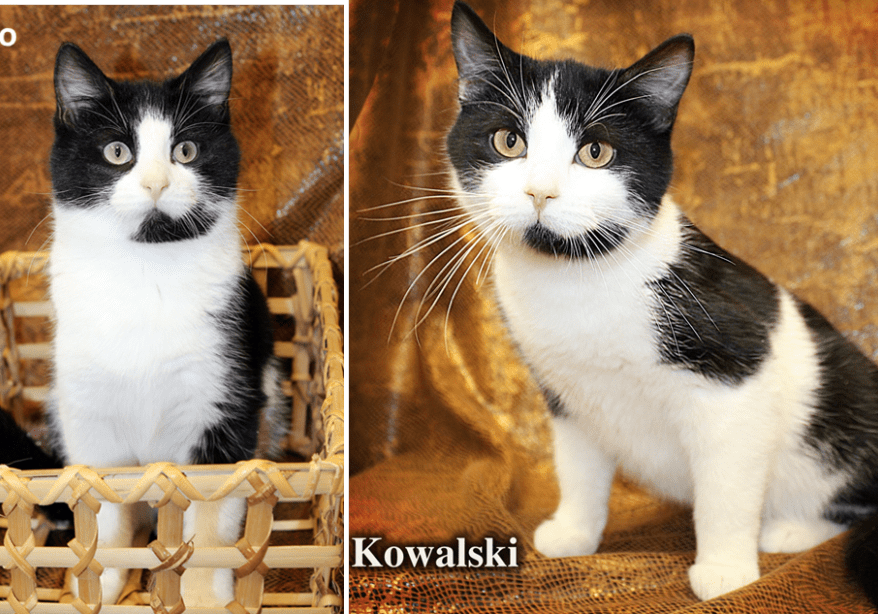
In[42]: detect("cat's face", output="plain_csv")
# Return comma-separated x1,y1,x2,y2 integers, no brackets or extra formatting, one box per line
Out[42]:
50,40,239,244
447,2,693,259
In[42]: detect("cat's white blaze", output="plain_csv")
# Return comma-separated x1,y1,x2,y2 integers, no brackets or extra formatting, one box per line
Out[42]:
110,114,203,226
482,94,848,597
478,87,632,243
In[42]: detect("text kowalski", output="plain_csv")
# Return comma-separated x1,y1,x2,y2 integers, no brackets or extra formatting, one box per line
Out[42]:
351,536,519,568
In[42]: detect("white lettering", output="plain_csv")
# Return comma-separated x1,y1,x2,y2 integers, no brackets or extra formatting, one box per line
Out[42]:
384,546,404,568
508,536,518,567
350,535,520,568
0,28,15,47
404,545,434,566
435,545,455,567
351,537,382,567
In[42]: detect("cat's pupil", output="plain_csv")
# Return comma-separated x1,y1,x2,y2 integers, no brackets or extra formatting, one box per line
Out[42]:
589,142,602,159
506,132,518,149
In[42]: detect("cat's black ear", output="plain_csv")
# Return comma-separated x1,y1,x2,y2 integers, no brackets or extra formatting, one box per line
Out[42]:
450,2,513,101
621,34,694,131
178,39,233,108
54,43,112,126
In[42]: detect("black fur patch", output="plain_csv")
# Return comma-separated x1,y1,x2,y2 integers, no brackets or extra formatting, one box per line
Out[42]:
845,516,878,608
523,221,629,259
794,299,878,526
190,272,275,465
132,205,219,243
648,222,779,384
541,386,567,418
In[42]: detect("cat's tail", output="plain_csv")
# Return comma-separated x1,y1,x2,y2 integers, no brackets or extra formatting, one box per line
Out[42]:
846,515,878,606
0,407,72,525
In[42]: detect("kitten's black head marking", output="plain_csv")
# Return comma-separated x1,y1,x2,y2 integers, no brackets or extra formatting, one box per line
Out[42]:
50,40,240,236
448,2,696,259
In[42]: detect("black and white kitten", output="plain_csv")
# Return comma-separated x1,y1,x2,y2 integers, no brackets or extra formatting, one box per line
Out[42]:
48,40,283,605
446,2,878,602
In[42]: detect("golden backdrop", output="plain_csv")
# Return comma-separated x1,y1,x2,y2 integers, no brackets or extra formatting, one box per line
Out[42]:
350,0,878,611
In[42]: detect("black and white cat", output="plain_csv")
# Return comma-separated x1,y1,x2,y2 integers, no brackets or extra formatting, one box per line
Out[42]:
445,1,878,602
48,40,283,605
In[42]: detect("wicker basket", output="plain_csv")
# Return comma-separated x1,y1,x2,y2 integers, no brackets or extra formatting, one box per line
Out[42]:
0,242,344,614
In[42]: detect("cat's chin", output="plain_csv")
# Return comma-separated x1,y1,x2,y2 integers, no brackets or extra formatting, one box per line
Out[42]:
521,221,629,259
131,206,218,244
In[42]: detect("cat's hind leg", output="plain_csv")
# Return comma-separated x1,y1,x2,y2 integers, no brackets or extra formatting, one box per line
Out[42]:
534,414,616,558
759,517,846,552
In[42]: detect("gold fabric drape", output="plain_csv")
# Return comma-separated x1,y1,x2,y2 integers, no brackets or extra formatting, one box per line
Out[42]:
350,0,878,611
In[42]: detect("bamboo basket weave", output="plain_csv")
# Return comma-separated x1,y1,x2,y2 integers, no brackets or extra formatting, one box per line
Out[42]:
0,242,344,614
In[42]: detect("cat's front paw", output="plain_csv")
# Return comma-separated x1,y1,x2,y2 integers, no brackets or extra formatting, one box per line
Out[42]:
533,515,602,558
688,561,760,601
182,568,234,608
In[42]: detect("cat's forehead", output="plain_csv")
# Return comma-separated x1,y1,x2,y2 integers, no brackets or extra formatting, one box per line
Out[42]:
136,113,174,150
501,57,617,122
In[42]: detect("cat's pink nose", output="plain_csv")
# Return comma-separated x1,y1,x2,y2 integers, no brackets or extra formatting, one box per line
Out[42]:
141,168,170,202
526,189,557,212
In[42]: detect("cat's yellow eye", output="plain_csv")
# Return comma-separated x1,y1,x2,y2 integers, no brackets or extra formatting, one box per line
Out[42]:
173,141,198,164
577,141,614,169
492,129,526,158
103,141,133,165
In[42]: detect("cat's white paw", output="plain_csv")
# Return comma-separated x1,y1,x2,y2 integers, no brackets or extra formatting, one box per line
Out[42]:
71,568,128,605
759,518,844,553
533,515,602,558
182,567,234,607
688,561,759,601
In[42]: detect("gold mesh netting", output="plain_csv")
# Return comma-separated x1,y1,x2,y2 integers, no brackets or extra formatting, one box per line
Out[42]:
350,0,878,611
0,5,344,269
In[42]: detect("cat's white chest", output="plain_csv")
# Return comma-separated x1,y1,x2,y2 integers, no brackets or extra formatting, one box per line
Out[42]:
491,203,697,500
48,207,240,465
